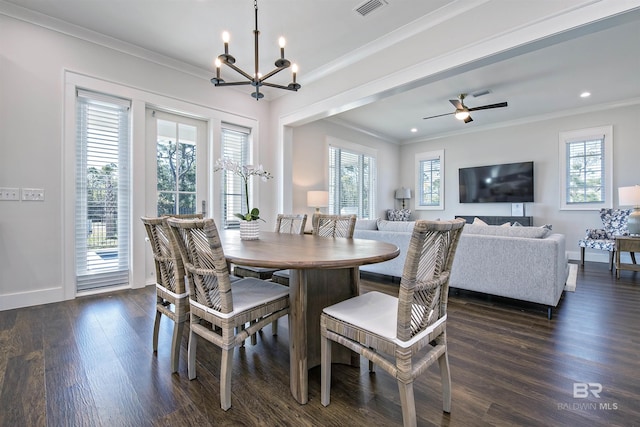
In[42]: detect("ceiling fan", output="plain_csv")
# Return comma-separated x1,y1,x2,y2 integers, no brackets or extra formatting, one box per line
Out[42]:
423,94,508,123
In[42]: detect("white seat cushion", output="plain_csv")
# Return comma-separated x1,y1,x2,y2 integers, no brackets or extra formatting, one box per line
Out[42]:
323,291,398,339
191,277,288,319
322,291,446,348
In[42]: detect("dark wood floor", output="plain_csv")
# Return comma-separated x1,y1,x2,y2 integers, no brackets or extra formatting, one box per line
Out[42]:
1,261,638,426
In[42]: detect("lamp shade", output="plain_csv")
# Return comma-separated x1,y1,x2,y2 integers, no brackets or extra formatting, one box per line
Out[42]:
307,190,329,208
395,187,411,200
619,185,640,207
619,185,640,235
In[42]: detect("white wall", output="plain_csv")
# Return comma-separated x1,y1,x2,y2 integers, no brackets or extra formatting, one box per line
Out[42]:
291,120,400,224
0,15,272,310
400,104,640,262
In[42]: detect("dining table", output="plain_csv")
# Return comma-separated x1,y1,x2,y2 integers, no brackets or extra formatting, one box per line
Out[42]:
219,229,400,404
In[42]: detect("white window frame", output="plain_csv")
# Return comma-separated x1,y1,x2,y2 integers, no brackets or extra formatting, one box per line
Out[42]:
415,149,444,211
559,125,613,211
326,137,377,219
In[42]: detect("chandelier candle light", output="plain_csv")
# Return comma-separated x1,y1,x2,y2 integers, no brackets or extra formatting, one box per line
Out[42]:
211,0,300,100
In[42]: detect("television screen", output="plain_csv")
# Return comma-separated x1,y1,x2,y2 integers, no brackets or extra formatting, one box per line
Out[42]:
459,161,534,203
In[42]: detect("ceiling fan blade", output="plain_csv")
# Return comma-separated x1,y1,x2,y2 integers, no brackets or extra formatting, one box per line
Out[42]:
423,112,454,120
464,116,473,123
468,102,508,112
449,99,463,109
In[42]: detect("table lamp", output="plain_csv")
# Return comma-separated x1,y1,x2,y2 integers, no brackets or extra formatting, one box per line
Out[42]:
619,185,640,235
307,190,329,212
395,187,411,209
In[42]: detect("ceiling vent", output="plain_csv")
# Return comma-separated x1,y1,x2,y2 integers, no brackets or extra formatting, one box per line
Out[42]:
472,89,491,98
354,0,388,17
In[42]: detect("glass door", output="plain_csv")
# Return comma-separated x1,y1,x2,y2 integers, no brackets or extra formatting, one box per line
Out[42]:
146,109,208,216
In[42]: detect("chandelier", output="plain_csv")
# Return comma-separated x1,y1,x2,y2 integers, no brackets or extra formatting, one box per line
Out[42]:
210,0,301,100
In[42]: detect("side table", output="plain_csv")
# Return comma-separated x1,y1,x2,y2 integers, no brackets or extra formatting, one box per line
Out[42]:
615,236,640,279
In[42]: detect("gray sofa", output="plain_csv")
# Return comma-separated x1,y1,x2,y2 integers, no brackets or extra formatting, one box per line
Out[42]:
354,219,412,279
354,219,569,317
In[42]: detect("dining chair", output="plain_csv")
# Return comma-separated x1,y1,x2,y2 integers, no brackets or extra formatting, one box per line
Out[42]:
320,219,465,427
233,213,307,280
166,217,290,411
271,214,356,286
141,213,202,373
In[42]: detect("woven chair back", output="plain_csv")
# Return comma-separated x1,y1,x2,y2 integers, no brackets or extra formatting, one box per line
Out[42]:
275,214,307,234
167,217,234,314
141,216,186,295
396,219,465,341
312,214,356,238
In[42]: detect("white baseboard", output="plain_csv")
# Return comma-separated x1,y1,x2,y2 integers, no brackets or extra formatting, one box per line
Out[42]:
0,286,66,311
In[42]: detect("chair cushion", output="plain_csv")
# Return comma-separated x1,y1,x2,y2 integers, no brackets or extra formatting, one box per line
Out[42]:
578,238,615,252
324,291,398,338
191,277,288,319
322,291,446,348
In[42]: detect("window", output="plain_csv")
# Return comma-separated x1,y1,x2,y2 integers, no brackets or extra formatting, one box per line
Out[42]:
415,150,444,210
559,126,612,210
155,117,197,215
221,124,250,228
75,90,130,291
328,140,376,219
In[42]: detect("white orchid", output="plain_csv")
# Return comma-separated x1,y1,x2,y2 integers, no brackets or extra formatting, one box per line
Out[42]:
214,158,273,221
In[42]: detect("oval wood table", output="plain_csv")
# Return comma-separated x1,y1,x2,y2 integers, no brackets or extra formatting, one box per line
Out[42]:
220,230,400,404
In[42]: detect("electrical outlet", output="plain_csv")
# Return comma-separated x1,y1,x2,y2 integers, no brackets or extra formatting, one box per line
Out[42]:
0,187,20,201
22,188,45,201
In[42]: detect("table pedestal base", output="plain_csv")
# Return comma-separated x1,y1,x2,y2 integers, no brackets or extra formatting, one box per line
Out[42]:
288,267,359,404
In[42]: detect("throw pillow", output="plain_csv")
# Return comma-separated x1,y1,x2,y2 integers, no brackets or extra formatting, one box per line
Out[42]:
541,224,553,230
512,221,523,227
500,222,511,227
473,217,488,226
387,209,411,221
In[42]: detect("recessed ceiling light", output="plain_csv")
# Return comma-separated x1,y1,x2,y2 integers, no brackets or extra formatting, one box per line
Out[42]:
580,91,591,98
410,128,417,133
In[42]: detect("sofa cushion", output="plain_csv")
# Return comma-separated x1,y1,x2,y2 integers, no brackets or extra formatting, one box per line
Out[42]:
355,218,379,230
463,223,550,238
377,219,415,232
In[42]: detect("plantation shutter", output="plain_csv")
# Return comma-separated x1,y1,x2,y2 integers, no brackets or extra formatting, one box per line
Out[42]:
419,157,441,207
221,124,250,228
328,145,376,218
75,89,131,291
565,134,605,204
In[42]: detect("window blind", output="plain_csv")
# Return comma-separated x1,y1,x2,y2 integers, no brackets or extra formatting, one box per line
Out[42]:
221,125,250,228
75,89,131,291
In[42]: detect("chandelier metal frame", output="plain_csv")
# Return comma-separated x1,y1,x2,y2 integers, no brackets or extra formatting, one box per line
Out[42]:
210,0,300,100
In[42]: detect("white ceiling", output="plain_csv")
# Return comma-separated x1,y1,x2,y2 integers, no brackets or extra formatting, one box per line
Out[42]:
4,0,640,143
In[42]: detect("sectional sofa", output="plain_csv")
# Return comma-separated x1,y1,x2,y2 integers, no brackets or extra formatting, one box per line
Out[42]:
354,218,569,318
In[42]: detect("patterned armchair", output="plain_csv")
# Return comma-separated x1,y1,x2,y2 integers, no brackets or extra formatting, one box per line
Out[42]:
578,208,631,270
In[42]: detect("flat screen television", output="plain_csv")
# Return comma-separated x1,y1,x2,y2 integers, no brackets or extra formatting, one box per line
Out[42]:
459,161,534,203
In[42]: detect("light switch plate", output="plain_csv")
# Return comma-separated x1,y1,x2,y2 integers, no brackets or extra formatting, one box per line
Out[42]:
22,188,45,201
0,187,20,201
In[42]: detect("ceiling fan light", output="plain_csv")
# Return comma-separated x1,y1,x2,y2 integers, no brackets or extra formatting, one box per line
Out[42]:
455,109,470,120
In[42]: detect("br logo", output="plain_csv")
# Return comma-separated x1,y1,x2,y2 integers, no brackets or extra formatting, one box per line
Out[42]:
573,382,602,398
